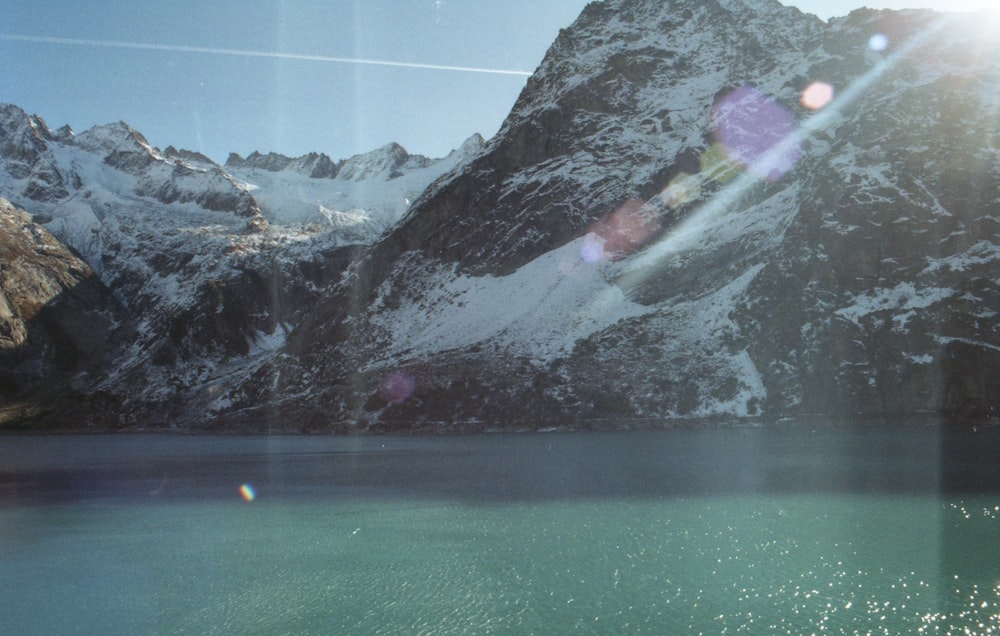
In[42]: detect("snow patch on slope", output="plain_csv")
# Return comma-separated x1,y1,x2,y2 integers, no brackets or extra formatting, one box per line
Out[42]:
370,236,654,364
835,281,954,328
653,263,768,417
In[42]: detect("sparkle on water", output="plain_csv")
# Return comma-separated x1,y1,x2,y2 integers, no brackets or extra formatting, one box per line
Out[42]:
4,493,1000,634
2,428,999,635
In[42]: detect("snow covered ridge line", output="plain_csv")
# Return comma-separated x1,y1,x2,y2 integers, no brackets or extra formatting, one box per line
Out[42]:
0,102,487,430
0,101,487,269
224,135,486,183
225,134,485,228
0,102,485,226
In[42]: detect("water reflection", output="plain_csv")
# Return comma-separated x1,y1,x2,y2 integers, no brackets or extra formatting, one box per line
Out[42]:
1,426,997,504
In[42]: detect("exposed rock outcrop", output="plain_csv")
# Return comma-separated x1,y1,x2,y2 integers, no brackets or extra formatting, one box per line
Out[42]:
0,198,122,423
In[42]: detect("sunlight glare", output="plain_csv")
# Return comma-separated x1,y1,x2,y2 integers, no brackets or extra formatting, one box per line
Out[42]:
580,233,606,263
612,15,953,293
868,33,889,52
801,82,835,111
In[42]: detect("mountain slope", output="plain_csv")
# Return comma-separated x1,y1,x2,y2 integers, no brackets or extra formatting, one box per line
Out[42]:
0,197,124,426
0,104,480,427
241,0,1000,431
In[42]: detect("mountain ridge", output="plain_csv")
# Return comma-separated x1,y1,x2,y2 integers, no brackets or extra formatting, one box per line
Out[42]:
0,102,481,428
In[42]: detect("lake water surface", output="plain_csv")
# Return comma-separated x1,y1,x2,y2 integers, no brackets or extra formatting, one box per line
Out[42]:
2,426,999,634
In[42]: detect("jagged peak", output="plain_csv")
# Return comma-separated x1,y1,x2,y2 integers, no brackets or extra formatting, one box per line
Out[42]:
457,133,486,154
0,102,34,126
226,138,489,182
0,103,56,145
286,152,338,179
52,124,75,142
75,120,160,158
335,142,415,181
164,145,216,167
439,133,487,164
226,149,339,178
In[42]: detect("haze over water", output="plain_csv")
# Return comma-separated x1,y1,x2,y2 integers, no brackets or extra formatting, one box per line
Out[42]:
2,426,999,633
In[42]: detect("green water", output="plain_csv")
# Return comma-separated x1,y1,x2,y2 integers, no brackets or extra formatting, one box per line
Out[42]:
2,429,999,634
3,494,1000,634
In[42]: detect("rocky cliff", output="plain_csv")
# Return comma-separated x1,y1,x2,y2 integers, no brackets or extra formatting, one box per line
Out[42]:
239,0,1000,431
0,198,123,425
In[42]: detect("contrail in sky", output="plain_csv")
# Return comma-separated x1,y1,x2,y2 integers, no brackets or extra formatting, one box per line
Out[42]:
0,33,534,77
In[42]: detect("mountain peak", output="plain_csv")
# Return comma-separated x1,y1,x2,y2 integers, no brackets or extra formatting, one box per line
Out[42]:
225,150,338,178
0,103,56,149
272,0,1000,429
6,0,1000,430
164,145,216,167
335,142,419,181
75,120,156,155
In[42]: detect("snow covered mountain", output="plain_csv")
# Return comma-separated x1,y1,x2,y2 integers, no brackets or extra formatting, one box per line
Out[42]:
218,0,1000,431
4,0,1000,431
224,136,484,232
0,103,481,427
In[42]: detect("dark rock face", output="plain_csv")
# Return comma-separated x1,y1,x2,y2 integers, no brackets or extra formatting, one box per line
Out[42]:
226,150,339,178
266,0,1000,431
163,145,216,166
0,105,70,202
0,198,123,423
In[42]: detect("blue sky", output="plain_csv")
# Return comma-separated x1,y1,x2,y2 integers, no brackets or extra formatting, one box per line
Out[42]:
0,0,993,163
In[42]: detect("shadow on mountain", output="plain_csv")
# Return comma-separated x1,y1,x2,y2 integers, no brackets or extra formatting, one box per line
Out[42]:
0,199,125,429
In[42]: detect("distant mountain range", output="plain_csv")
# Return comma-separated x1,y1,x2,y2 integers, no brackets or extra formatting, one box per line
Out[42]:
0,101,482,429
2,0,999,431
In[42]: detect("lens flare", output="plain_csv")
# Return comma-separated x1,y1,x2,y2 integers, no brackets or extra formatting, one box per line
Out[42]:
699,143,741,185
801,81,834,111
379,371,416,404
868,33,889,52
580,233,607,263
662,172,702,208
582,199,661,263
239,483,256,502
615,15,954,306
711,86,801,181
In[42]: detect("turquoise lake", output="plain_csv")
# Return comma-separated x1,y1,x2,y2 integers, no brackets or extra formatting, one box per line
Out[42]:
2,427,999,634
